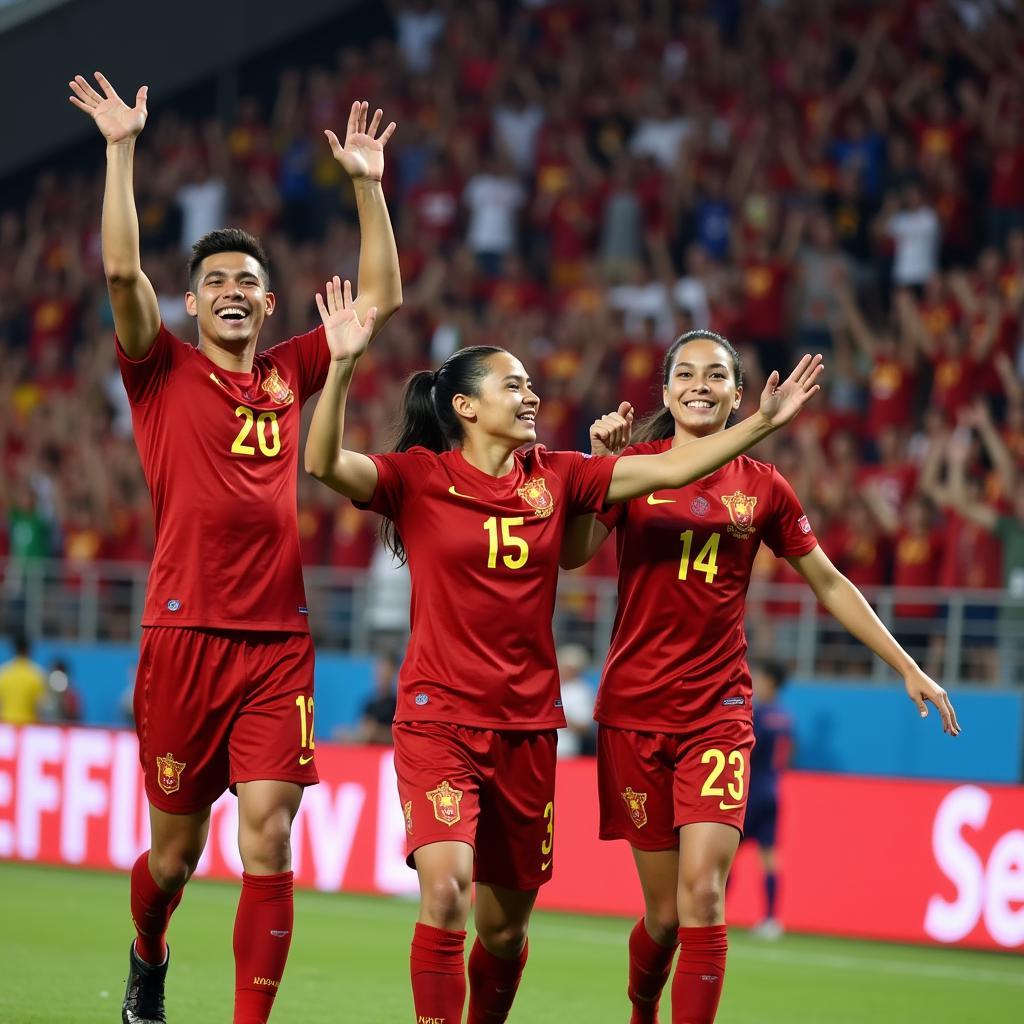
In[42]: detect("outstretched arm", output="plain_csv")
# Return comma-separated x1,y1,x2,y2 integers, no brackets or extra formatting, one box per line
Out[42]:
69,72,159,358
325,101,402,337
788,546,960,735
605,355,823,504
304,277,380,501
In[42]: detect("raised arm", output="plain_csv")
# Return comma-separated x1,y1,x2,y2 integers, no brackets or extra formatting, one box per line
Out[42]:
325,101,402,337
304,277,380,502
605,355,823,504
69,72,160,358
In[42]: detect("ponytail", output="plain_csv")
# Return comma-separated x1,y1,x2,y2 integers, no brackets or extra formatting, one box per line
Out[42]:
382,346,505,563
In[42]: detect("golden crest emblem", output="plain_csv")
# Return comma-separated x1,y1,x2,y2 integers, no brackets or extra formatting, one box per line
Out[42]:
156,752,186,795
517,476,554,518
621,787,648,829
426,780,464,827
721,490,758,539
404,800,414,835
261,367,294,405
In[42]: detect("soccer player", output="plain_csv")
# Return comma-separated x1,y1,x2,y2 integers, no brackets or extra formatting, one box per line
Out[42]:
68,72,401,1024
303,288,823,1024
560,329,960,1024
746,658,792,939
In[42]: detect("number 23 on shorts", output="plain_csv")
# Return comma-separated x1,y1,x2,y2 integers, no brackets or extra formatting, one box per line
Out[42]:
700,748,745,811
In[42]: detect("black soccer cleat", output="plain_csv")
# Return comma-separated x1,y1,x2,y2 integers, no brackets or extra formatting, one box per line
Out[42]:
122,941,169,1024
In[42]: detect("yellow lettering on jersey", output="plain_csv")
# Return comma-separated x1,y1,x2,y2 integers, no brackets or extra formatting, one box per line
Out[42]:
484,517,529,569
231,406,281,458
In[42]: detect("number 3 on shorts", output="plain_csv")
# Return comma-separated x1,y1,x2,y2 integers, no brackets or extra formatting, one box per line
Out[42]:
699,748,745,807
540,800,554,871
295,695,315,765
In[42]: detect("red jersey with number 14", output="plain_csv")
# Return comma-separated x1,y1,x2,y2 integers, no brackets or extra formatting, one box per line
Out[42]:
595,443,817,731
117,323,330,631
358,445,618,730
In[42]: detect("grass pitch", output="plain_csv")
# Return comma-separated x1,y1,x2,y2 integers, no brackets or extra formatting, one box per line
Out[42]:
0,862,1019,1023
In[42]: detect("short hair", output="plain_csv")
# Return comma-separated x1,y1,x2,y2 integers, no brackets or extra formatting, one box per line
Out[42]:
11,631,29,657
187,228,270,292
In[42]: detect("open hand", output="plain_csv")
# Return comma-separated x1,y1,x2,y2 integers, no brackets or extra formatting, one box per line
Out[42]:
904,666,960,736
590,402,634,456
69,72,147,144
758,353,824,428
315,277,377,362
325,101,396,182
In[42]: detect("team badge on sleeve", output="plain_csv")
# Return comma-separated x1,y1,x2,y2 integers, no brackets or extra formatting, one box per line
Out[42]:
261,367,294,405
621,787,648,829
721,490,758,539
426,780,464,826
517,477,554,518
797,514,812,534
156,753,186,795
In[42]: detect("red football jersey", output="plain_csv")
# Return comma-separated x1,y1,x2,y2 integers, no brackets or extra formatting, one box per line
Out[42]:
118,323,330,631
594,442,817,731
358,445,618,730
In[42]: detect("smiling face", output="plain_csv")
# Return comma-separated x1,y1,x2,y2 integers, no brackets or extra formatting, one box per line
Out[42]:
663,337,742,439
454,351,539,447
184,252,274,351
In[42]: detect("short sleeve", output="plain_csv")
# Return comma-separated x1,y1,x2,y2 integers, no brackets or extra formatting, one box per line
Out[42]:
555,451,620,515
761,468,818,558
116,323,178,405
596,500,626,532
266,326,329,402
353,449,435,521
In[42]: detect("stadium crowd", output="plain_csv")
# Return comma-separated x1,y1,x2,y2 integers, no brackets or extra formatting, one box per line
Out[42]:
1,0,1022,677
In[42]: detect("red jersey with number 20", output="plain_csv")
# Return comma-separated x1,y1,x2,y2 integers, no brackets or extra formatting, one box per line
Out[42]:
595,442,817,732
359,446,618,730
117,323,330,631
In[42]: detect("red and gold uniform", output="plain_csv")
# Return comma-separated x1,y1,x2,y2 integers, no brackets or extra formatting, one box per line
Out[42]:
594,443,816,849
118,323,330,811
358,445,617,887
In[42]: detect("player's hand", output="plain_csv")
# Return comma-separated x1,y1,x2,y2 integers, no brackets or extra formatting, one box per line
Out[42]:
68,72,148,145
904,666,960,736
758,353,824,429
325,101,396,183
316,277,377,362
590,402,634,456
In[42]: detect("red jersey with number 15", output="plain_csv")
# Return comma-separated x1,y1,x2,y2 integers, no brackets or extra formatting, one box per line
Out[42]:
358,445,618,730
117,323,330,631
595,442,817,732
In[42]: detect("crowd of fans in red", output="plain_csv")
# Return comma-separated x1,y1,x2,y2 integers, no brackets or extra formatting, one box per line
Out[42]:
1,1,1023,642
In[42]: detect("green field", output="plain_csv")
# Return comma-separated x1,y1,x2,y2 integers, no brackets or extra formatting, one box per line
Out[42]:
0,862,1019,1023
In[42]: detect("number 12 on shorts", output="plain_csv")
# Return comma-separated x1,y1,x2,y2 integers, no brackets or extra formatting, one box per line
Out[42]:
700,748,745,810
296,695,315,766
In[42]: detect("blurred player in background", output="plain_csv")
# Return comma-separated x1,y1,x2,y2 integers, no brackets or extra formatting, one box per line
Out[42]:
0,632,46,725
561,329,959,1024
746,659,793,940
69,72,401,1024
304,289,823,1023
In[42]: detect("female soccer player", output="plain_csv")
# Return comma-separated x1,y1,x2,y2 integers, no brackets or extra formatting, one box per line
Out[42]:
304,283,822,1024
560,329,960,1024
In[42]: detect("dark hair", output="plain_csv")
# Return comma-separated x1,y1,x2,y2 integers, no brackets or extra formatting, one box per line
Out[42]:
11,631,29,657
632,329,744,443
755,658,788,690
382,345,505,562
187,228,270,292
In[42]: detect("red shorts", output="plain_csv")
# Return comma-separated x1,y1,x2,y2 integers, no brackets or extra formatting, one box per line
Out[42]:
135,627,317,813
597,719,755,850
393,722,557,891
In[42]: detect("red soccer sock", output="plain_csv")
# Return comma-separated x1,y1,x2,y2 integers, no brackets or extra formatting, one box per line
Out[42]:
130,852,183,966
671,925,728,1024
628,919,678,1024
232,871,294,1024
410,922,467,1024
466,936,528,1024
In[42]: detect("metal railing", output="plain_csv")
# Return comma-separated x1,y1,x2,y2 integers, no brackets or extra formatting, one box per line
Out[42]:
1,558,1021,685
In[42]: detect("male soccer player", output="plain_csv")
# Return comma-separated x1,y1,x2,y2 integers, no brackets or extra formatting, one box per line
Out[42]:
747,659,793,938
69,71,401,1024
